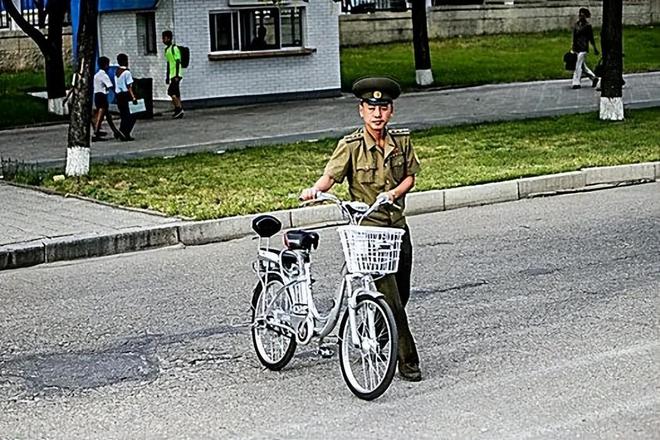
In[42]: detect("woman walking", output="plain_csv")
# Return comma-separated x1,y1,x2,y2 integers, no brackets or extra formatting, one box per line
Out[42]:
114,53,138,141
571,8,600,89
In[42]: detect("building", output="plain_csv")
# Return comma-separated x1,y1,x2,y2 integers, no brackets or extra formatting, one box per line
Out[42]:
91,0,341,106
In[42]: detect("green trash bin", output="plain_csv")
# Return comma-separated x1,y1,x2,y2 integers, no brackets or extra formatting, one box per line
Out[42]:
132,77,153,119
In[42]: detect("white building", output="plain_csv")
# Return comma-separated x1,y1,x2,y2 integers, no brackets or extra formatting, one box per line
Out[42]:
97,0,341,106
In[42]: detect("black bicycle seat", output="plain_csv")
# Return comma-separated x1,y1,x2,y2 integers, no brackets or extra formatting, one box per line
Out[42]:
252,215,282,238
284,230,319,251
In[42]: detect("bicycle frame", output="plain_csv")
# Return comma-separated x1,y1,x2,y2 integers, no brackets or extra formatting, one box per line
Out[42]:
251,192,392,348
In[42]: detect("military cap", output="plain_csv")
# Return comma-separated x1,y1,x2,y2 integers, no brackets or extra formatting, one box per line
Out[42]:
352,77,401,104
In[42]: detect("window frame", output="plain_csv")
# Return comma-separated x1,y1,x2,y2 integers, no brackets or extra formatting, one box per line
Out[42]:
137,11,158,56
208,5,305,55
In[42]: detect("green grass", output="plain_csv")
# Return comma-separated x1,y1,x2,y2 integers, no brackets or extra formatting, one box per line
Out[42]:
40,108,660,220
0,70,69,129
341,25,660,90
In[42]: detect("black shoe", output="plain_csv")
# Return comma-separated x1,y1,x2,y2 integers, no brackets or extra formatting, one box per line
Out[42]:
592,78,599,88
121,136,135,142
113,132,125,141
91,136,107,142
399,364,422,382
571,85,581,89
172,108,184,119
97,130,108,136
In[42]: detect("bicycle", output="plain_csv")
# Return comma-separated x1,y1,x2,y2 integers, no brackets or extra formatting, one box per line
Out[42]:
249,192,404,400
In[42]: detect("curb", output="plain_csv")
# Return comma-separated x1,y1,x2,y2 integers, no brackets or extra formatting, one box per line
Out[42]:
1,162,658,271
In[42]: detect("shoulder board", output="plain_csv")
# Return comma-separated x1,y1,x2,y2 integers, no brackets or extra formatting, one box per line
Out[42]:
388,128,410,136
342,129,363,143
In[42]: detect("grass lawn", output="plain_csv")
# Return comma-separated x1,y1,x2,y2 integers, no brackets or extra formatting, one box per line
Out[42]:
0,70,68,129
34,108,660,220
341,25,660,90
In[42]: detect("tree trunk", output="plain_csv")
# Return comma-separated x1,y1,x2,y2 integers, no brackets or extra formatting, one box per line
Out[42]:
65,0,98,177
411,0,434,86
0,0,67,113
599,0,624,121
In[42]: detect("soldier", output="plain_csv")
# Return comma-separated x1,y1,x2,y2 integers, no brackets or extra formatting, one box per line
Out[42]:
300,77,422,382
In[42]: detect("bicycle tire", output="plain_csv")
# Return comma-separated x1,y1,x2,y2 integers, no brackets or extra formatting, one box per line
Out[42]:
338,295,398,400
251,272,297,371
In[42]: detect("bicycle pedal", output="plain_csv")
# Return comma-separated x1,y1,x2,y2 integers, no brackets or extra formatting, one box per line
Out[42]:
318,344,335,359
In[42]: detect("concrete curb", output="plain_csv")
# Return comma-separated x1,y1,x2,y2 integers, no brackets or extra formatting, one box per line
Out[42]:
1,162,658,271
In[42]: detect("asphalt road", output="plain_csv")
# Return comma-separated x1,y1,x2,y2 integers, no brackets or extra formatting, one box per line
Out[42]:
1,183,658,439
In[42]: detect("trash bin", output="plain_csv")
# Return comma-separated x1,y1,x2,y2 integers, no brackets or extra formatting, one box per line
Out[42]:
132,77,154,119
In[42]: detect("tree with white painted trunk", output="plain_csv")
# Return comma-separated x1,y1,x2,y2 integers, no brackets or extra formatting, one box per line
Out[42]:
65,0,98,176
599,0,624,121
411,0,434,86
0,0,68,115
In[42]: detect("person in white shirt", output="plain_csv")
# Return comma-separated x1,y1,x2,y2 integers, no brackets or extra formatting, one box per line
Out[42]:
114,53,138,141
92,56,121,141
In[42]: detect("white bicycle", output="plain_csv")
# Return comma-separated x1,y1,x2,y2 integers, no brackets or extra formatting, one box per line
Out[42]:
249,193,404,400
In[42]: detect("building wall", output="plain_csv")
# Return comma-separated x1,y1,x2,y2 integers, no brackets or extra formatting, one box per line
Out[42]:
339,0,658,46
98,0,174,95
97,0,341,102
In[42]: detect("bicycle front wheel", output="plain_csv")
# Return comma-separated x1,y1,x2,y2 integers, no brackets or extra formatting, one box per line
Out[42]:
338,295,398,400
251,273,297,371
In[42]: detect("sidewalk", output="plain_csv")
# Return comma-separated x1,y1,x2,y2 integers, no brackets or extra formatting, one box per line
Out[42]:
1,72,659,168
1,75,659,270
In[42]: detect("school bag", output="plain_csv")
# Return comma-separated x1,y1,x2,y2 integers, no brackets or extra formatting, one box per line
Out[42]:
176,44,190,68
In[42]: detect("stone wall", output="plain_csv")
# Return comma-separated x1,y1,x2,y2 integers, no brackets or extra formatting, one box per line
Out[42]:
339,0,659,46
0,29,73,71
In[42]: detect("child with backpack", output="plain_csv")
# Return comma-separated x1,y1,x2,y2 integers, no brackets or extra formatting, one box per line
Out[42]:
162,30,188,119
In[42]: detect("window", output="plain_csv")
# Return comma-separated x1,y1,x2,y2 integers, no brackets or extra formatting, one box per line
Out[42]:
137,12,157,55
209,7,304,52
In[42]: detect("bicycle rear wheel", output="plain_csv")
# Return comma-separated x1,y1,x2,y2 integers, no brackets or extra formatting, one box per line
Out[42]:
338,295,398,400
251,273,297,370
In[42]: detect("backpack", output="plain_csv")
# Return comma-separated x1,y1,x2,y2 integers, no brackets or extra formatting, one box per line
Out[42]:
178,46,190,69
177,45,190,69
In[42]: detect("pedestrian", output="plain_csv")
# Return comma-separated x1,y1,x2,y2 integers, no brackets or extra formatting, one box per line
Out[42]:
114,53,138,141
571,7,600,89
300,77,423,382
162,30,184,119
92,56,122,141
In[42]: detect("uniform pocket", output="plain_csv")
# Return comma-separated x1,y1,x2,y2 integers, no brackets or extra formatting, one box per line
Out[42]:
390,154,406,181
355,166,375,183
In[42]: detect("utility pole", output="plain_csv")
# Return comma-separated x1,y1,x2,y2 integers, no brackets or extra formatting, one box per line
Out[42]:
599,0,624,121
411,0,434,86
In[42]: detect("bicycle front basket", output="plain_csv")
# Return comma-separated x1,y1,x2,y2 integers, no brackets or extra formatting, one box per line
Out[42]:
337,225,405,274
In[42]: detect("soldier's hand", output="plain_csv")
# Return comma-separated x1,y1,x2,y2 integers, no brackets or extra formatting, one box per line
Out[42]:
300,187,319,201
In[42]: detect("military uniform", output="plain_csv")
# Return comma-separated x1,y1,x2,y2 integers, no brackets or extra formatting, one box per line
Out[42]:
323,78,422,377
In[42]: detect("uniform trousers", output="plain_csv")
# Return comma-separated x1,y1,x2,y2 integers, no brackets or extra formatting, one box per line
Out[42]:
374,223,420,369
116,92,136,137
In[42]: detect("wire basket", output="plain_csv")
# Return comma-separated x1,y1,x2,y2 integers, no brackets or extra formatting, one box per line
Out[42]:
337,225,405,274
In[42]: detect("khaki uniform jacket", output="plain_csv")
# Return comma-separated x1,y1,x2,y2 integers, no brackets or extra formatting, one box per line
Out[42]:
324,127,421,227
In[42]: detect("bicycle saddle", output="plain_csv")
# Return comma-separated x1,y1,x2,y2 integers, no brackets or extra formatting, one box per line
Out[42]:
284,230,320,251
252,215,282,238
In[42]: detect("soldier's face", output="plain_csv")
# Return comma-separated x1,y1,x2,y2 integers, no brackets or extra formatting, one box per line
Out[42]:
359,102,393,132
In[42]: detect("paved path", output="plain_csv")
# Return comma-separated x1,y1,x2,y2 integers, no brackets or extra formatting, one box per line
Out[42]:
1,72,658,168
0,184,177,247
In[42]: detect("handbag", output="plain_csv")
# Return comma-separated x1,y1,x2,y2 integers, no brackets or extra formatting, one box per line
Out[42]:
563,51,577,71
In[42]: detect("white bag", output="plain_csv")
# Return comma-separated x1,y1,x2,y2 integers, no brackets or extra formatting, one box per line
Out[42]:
128,99,146,114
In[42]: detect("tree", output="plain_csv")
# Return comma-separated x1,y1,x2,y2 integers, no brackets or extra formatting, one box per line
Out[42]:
599,0,624,121
65,0,98,176
411,0,434,86
1,0,68,114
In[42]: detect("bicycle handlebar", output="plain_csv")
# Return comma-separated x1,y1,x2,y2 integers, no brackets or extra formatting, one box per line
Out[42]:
300,191,397,225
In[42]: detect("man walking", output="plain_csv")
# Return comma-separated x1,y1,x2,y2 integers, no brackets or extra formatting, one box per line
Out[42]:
300,77,423,382
162,30,184,119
